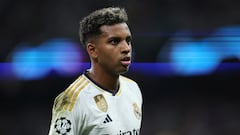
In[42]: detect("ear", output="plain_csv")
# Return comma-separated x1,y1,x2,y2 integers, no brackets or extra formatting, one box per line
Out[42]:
86,42,98,59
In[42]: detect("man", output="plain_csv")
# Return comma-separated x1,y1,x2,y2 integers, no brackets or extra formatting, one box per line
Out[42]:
48,7,142,135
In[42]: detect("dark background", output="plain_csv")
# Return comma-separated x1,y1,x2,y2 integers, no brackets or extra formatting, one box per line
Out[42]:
1,0,240,135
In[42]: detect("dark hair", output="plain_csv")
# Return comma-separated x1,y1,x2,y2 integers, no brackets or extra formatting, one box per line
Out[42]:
79,7,128,47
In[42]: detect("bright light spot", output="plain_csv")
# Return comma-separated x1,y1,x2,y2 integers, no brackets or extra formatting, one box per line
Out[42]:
11,38,83,80
211,26,240,59
12,45,50,80
170,38,220,75
39,39,82,76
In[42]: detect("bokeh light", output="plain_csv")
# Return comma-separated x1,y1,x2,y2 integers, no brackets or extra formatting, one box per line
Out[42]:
11,38,83,80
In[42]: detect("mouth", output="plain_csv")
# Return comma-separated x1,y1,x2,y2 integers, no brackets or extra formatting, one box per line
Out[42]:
120,56,131,67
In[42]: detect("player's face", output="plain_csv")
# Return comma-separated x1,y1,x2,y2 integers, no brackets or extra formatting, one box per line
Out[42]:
94,23,132,75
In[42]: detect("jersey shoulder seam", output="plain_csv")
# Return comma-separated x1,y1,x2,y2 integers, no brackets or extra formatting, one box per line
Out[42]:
120,75,135,83
53,75,89,112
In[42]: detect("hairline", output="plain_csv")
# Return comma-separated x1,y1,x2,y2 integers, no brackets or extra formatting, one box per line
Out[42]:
79,7,128,47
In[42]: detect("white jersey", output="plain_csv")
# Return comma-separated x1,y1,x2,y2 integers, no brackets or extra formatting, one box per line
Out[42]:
48,72,142,135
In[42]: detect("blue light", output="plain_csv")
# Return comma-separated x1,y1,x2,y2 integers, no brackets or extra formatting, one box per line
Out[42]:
11,38,83,80
170,38,220,76
213,26,240,36
12,45,50,80
211,26,240,59
39,39,82,76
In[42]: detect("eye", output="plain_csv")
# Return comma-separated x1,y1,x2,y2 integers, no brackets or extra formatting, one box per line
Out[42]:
108,38,120,45
126,37,132,45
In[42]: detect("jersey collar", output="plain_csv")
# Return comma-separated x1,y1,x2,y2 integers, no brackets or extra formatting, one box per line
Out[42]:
83,70,120,96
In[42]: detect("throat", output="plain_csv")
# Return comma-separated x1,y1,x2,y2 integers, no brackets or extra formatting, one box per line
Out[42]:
85,70,120,93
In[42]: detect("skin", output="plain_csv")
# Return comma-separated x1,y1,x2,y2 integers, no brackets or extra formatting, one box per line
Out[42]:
86,22,132,92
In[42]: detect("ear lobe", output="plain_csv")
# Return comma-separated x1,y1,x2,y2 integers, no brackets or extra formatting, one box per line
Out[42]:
87,43,97,58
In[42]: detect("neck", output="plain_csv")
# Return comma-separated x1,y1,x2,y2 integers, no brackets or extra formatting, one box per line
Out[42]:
87,67,120,92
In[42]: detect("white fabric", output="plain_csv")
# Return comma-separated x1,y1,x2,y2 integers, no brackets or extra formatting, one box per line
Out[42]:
48,74,142,135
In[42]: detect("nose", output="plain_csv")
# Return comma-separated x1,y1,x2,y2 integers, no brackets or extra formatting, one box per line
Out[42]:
121,41,131,54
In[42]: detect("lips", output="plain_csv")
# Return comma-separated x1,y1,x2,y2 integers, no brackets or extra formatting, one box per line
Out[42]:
120,56,131,67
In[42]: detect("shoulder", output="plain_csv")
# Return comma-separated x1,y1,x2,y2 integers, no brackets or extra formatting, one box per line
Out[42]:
120,75,143,103
53,75,90,112
119,75,139,88
120,75,137,84
120,75,141,92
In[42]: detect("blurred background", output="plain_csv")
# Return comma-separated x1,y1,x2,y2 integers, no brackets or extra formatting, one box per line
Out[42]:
1,0,240,135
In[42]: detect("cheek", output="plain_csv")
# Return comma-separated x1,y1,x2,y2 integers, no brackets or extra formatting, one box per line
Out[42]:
96,44,121,61
103,52,116,61
99,49,118,63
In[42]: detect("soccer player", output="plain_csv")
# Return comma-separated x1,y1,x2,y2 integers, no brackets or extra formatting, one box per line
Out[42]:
48,7,143,135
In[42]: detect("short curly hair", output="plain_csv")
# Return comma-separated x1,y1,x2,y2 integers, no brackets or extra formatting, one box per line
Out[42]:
79,7,128,47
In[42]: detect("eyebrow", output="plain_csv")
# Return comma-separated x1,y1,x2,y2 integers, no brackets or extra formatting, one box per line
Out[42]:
126,36,132,40
107,35,132,40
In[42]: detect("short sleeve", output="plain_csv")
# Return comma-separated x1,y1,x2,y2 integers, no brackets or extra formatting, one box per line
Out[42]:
48,92,82,135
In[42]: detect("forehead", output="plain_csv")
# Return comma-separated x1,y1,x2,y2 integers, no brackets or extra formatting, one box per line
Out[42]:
99,23,131,38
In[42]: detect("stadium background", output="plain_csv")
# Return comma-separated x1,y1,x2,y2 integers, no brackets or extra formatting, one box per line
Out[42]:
1,0,240,135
